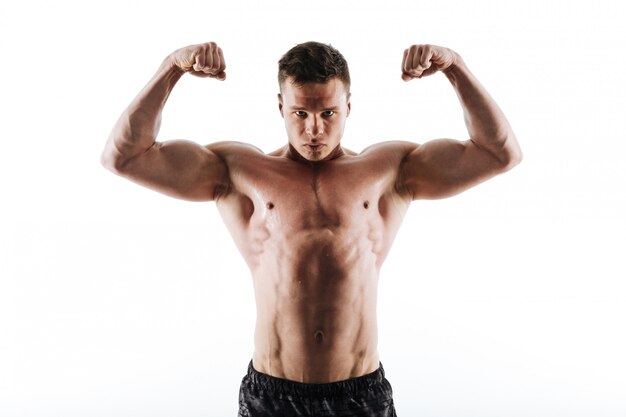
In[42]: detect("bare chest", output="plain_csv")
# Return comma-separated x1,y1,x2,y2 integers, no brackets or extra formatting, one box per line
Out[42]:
214,149,412,272
237,160,392,231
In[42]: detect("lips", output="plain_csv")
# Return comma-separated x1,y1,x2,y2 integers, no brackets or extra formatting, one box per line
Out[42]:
305,144,325,152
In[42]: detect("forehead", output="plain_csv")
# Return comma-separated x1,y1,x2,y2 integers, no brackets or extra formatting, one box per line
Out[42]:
281,77,348,108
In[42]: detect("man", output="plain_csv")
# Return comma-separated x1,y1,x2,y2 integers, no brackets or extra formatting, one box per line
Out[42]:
101,41,522,416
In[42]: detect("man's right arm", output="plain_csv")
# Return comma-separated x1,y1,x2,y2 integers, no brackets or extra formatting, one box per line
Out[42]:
101,42,230,202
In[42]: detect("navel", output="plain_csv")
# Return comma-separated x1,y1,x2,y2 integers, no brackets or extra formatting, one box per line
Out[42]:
266,202,275,210
363,200,369,209
314,330,325,343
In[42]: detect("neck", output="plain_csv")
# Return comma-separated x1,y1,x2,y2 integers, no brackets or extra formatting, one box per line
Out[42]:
285,143,345,164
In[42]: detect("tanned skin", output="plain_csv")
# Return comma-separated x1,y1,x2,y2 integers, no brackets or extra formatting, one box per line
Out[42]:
101,42,522,383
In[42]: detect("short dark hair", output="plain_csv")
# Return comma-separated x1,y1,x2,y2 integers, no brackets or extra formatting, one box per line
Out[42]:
278,41,350,92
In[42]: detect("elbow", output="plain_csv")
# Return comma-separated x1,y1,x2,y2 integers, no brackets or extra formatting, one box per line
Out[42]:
497,134,523,172
505,138,523,170
500,150,522,172
509,148,523,169
100,145,130,175
100,151,118,173
100,130,146,175
101,112,153,174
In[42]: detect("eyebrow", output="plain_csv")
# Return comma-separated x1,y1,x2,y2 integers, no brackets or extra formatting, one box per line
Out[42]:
289,106,339,111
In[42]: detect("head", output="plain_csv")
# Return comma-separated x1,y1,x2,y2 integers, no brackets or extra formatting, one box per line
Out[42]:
277,41,351,162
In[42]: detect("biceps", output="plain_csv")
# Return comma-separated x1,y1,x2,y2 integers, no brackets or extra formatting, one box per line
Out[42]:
401,139,505,200
118,140,230,201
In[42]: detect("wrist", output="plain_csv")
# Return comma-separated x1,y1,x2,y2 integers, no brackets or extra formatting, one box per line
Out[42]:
442,51,464,75
442,53,471,85
159,56,186,78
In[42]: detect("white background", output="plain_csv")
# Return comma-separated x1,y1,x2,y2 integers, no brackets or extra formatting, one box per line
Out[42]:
1,0,625,416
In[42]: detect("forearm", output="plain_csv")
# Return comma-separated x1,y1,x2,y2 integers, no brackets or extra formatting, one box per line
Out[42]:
101,58,183,171
444,55,522,165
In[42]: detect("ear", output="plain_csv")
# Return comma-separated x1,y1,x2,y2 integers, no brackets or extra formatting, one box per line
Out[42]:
277,93,284,118
346,92,351,117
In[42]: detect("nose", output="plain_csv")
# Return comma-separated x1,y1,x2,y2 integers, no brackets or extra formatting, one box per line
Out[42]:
305,115,324,138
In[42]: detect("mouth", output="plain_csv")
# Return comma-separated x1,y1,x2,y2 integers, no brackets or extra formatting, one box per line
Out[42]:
305,144,325,152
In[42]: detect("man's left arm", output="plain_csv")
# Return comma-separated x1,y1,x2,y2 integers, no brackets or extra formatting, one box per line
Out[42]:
398,44,523,200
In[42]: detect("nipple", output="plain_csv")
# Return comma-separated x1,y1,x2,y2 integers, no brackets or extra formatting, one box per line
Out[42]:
266,202,275,210
363,201,369,209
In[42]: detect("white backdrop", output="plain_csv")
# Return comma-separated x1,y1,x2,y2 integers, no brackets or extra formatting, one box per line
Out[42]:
1,0,625,416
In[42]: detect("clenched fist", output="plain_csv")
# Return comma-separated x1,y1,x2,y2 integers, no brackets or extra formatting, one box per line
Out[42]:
168,42,226,80
401,44,457,81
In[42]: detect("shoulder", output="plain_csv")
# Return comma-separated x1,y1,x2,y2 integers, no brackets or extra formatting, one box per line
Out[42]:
206,141,275,169
360,140,418,155
358,140,420,163
206,141,265,157
354,141,425,200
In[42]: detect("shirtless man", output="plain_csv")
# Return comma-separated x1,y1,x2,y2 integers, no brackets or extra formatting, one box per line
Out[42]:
101,41,522,416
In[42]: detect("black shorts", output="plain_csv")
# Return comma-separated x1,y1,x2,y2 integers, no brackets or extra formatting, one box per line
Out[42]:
238,361,397,417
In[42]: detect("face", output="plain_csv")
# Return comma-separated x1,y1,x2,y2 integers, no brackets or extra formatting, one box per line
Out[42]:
278,77,351,162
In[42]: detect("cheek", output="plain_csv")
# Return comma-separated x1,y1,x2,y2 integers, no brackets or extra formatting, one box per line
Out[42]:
327,119,342,132
286,119,304,133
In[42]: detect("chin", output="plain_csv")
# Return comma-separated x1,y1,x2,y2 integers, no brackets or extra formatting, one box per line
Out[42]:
307,150,332,162
305,153,324,161
294,146,322,161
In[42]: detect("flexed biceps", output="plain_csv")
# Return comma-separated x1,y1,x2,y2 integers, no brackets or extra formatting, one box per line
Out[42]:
102,40,521,416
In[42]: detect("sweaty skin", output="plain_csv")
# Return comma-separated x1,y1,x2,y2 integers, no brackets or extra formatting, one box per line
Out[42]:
101,42,522,383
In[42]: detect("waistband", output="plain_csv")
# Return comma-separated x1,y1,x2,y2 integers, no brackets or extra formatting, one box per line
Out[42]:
244,360,387,396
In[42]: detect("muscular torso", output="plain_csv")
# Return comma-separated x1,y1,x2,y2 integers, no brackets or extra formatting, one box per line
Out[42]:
212,141,413,383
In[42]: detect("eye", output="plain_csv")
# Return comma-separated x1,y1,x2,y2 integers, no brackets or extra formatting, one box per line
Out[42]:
322,110,335,117
294,111,307,117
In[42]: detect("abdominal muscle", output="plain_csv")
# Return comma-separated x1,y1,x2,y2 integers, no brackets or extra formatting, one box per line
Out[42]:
250,227,381,383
